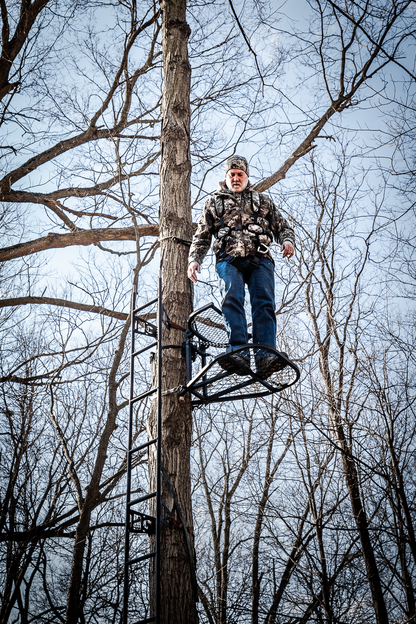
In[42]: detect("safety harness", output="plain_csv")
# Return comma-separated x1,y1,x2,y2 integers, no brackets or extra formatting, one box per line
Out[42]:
214,191,272,278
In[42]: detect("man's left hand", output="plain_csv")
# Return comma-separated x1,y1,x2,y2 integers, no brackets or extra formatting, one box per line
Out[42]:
282,243,294,259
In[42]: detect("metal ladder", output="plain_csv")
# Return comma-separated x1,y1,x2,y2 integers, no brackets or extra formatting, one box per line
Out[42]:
123,275,163,624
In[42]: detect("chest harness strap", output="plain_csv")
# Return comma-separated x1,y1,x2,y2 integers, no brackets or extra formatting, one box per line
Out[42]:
214,192,271,278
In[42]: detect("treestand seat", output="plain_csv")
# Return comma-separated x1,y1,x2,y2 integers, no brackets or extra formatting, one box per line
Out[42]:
180,304,300,406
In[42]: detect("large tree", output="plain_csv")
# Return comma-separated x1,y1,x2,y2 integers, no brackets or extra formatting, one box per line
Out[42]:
149,0,197,622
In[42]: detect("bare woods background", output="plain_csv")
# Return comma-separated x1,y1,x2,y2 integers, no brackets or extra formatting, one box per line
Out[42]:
0,1,415,623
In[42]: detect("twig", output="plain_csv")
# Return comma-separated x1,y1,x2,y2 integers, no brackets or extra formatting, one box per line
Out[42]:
228,0,265,87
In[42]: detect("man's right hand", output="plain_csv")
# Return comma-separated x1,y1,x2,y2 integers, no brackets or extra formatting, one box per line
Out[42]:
188,262,200,284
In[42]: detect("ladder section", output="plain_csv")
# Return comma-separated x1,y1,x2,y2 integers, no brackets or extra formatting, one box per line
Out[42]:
123,277,163,624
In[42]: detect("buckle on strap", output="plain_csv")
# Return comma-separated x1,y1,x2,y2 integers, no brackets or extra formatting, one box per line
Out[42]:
257,243,269,255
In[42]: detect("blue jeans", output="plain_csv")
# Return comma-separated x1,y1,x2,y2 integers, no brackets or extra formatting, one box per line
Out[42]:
216,256,276,359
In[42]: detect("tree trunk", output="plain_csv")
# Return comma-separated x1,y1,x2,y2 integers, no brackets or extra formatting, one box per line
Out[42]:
149,0,197,622
65,317,131,623
336,425,389,624
305,279,389,624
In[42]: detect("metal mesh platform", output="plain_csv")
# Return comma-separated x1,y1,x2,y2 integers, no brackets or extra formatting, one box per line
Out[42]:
182,304,300,406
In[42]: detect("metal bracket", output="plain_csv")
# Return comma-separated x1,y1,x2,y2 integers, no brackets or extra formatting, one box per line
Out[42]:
185,333,199,362
129,510,155,535
129,500,172,535
134,315,157,338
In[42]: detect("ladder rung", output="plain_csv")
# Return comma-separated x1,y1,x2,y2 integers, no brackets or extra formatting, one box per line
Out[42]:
131,387,157,404
134,298,158,314
129,491,156,506
133,617,156,624
130,438,158,454
133,341,157,358
128,550,156,565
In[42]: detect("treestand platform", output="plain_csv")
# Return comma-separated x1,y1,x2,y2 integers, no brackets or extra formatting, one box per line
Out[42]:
180,303,300,406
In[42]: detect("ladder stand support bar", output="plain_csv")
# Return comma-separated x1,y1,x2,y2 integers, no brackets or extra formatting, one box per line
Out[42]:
124,275,167,624
123,285,139,624
155,272,163,622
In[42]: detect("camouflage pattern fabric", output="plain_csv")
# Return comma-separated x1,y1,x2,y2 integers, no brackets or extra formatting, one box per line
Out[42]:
225,155,249,176
188,181,296,267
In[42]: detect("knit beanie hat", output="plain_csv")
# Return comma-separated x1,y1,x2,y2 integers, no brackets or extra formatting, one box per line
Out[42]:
224,155,249,177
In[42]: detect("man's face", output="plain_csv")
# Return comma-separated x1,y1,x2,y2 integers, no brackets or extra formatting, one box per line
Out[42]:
226,168,248,192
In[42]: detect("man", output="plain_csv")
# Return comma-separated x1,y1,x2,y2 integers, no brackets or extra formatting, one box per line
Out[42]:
187,155,295,379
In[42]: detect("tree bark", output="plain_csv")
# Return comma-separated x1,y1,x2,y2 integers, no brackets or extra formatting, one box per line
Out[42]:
149,0,197,622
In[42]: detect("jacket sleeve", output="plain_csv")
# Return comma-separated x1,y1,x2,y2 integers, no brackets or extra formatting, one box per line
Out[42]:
188,197,215,267
270,199,296,248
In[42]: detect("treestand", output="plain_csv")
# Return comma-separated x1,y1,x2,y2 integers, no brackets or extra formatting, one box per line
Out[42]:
124,290,300,624
180,303,300,406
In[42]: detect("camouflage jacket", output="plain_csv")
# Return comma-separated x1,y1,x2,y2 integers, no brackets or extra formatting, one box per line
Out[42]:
188,181,296,267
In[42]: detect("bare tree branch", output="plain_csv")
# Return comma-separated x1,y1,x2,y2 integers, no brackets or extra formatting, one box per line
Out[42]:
253,145,316,192
0,224,159,262
327,0,416,81
0,296,128,320
0,0,51,100
0,140,160,196
227,0,264,86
